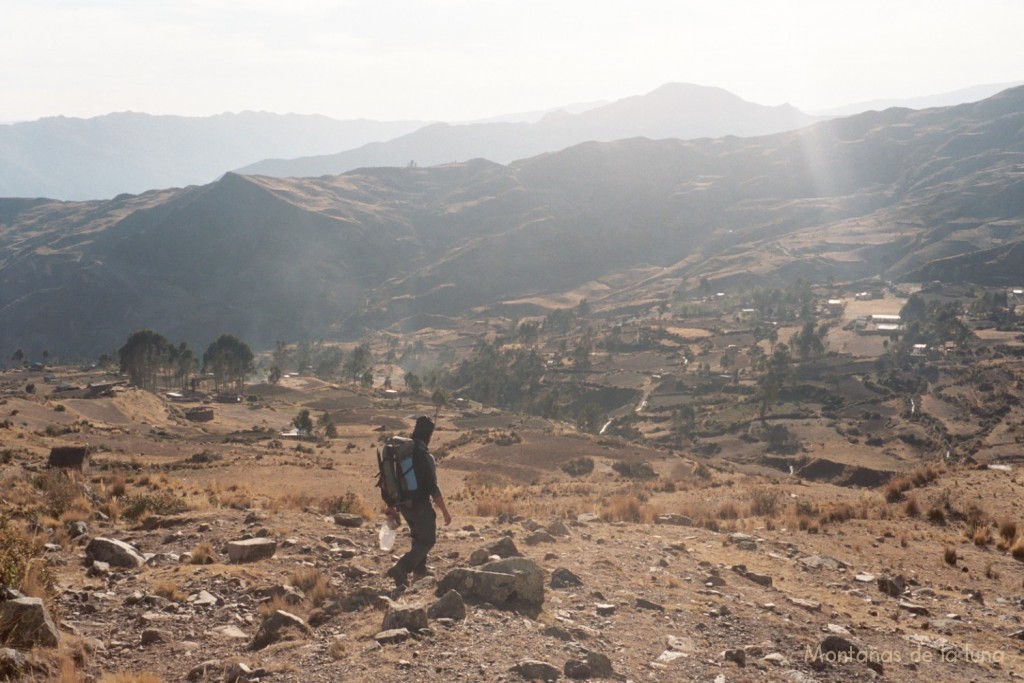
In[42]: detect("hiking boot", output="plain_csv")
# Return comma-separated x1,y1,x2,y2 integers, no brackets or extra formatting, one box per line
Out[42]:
385,563,409,589
412,564,434,579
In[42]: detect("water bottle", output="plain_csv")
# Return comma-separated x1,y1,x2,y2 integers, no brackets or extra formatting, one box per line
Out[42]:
378,519,397,551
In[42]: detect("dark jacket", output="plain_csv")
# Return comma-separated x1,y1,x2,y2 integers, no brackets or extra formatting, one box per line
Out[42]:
408,439,442,500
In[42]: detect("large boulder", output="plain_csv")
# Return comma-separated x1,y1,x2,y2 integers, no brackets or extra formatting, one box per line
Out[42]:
428,590,466,620
85,537,146,568
381,603,428,632
438,557,544,608
0,597,60,648
469,536,520,566
227,538,277,563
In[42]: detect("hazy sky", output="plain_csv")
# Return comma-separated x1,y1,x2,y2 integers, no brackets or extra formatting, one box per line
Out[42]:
4,0,1023,123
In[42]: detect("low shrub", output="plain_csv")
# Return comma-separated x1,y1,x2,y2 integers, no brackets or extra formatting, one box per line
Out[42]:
121,492,188,521
561,457,594,477
611,461,657,480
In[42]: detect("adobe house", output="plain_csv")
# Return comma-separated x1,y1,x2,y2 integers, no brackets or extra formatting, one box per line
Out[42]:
47,445,89,472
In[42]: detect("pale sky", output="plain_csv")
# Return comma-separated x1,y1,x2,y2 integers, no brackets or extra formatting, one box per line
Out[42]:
3,0,1023,123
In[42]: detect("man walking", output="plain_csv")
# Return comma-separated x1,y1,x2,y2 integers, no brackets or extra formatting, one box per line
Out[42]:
386,416,452,589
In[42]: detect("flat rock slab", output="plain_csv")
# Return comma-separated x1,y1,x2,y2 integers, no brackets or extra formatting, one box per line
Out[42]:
228,538,277,563
375,628,412,645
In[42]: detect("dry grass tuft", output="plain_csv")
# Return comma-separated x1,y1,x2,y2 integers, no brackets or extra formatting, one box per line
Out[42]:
1011,536,1024,561
601,495,644,523
884,477,912,503
100,673,164,683
998,519,1017,544
152,580,184,602
943,546,958,566
327,636,348,660
289,567,325,592
189,542,216,565
106,471,128,499
749,487,782,517
257,594,299,620
319,492,373,519
926,506,946,525
904,496,920,517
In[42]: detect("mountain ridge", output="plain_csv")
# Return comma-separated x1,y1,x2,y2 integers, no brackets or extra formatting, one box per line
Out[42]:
2,86,1024,358
236,83,821,178
0,112,426,200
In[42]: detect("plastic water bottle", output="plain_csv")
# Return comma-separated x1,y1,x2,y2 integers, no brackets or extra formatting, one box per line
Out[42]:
378,520,397,551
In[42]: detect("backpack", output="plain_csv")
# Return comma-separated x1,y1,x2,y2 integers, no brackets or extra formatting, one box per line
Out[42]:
376,436,418,507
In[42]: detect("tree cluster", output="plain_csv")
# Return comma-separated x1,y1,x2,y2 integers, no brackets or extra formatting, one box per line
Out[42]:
118,330,253,392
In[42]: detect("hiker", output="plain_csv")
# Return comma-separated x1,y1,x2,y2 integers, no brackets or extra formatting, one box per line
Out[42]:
385,416,452,588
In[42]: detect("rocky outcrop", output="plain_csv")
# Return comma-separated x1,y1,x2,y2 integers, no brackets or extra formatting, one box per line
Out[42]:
227,538,277,563
85,537,146,568
0,597,60,648
438,557,545,609
469,536,521,566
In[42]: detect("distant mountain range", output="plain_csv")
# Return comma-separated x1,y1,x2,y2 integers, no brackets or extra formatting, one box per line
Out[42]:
0,113,425,200
236,84,821,178
2,86,1023,359
815,81,1024,116
2,84,819,201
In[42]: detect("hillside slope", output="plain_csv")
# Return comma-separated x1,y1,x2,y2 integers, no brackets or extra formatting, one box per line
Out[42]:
2,87,1023,358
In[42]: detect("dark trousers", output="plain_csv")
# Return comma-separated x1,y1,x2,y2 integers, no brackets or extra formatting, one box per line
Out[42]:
397,495,436,573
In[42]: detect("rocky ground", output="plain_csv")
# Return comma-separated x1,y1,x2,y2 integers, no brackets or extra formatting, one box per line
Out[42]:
2,365,1024,682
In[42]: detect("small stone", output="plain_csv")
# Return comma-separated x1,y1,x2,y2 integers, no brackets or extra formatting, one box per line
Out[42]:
140,629,169,646
550,568,584,589
374,628,412,645
877,574,905,597
723,648,746,667
898,600,930,616
636,597,664,612
654,514,694,526
468,536,520,566
333,513,364,528
186,660,221,681
595,603,616,616
512,659,560,681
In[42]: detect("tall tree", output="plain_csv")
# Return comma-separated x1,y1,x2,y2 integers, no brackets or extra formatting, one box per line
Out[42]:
118,330,170,391
343,342,373,381
203,334,254,391
757,342,791,421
